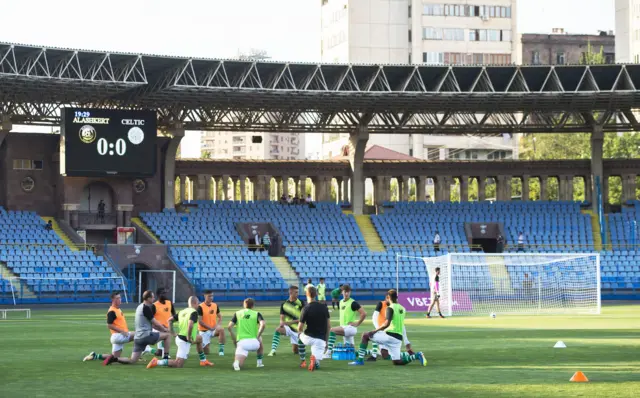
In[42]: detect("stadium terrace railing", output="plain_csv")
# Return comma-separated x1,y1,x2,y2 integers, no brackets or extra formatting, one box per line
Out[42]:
187,277,432,302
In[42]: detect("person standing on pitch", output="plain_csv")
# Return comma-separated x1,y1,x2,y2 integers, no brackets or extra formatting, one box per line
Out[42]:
323,284,366,358
316,278,327,307
197,290,226,356
298,286,331,372
147,296,214,369
83,291,133,363
103,290,173,365
349,289,426,367
228,298,267,371
305,279,314,294
426,267,445,318
330,284,343,312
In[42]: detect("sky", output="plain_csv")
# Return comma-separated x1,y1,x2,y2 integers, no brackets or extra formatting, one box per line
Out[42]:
0,0,617,157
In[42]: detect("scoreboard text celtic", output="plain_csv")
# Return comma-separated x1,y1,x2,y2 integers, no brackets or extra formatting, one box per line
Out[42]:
61,108,157,177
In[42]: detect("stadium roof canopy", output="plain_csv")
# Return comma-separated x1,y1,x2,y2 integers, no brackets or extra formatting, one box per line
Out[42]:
2,42,640,134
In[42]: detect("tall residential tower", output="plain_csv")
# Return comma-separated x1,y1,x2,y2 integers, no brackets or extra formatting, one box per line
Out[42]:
320,0,519,160
615,0,640,63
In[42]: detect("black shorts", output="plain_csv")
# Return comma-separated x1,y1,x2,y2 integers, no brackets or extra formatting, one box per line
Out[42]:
133,332,160,353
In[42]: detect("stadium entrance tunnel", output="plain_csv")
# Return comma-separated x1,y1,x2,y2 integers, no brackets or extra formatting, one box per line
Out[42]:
465,223,504,253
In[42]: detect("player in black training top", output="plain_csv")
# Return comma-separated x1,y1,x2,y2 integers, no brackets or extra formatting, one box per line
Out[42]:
298,286,331,371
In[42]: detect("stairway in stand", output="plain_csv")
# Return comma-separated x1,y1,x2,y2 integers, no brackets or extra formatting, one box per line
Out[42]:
271,256,299,287
581,209,602,251
0,262,36,299
486,255,514,295
131,217,162,244
353,214,386,252
41,217,78,251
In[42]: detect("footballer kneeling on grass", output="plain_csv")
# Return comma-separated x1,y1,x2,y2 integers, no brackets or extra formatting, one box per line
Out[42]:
228,298,267,371
349,289,427,367
147,296,215,369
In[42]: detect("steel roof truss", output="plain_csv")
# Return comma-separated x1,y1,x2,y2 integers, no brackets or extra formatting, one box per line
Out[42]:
612,66,636,91
0,45,17,74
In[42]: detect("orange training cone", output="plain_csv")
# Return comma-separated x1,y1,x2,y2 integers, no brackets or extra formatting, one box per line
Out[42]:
570,371,589,382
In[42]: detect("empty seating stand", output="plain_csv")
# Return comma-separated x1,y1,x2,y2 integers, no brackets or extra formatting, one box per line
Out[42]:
141,201,365,247
0,207,121,303
372,201,593,252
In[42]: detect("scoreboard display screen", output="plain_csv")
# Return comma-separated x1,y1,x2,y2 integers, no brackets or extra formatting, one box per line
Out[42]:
61,108,157,177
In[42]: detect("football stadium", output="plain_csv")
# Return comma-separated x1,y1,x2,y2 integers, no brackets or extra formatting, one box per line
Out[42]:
0,39,640,397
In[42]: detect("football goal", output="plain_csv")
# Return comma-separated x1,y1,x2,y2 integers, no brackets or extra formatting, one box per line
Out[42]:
396,253,600,316
137,270,176,303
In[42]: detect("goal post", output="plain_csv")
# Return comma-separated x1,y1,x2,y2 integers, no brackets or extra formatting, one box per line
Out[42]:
9,276,129,305
396,252,600,316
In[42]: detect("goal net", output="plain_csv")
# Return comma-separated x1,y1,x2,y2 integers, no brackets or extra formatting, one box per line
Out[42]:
9,277,129,305
137,270,176,303
397,253,600,316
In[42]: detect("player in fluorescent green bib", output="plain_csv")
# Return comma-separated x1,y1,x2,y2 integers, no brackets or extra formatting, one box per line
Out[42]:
324,284,366,358
228,298,266,371
349,289,427,367
147,296,214,369
317,278,327,303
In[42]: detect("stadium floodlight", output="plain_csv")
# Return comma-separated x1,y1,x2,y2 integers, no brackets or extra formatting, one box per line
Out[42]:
396,253,600,316
10,276,129,306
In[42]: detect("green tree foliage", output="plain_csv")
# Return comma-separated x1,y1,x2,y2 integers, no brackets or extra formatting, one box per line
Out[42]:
580,41,606,65
201,151,211,159
519,132,640,202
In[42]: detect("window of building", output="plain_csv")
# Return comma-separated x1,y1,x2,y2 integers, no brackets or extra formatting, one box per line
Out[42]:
408,29,412,42
423,27,442,40
423,52,444,64
408,4,411,17
12,159,43,170
423,4,444,16
489,6,495,17
479,29,487,41
501,30,511,42
532,51,540,65
425,147,440,160
605,53,614,64
556,52,566,65
506,6,511,18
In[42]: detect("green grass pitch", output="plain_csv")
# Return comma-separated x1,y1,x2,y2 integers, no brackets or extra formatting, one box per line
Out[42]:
0,303,639,397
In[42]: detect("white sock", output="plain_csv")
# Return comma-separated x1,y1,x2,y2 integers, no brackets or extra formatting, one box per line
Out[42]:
144,345,152,353
257,358,263,366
